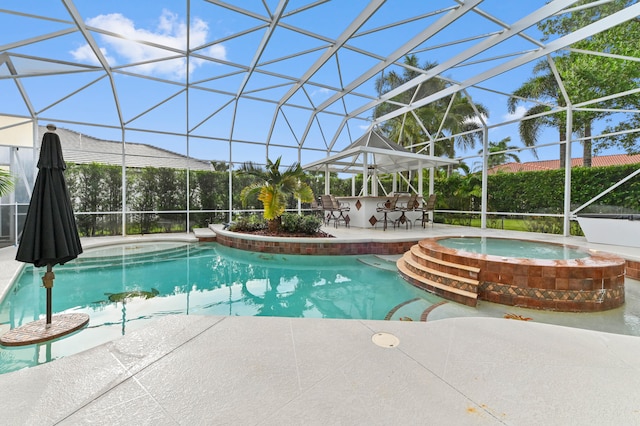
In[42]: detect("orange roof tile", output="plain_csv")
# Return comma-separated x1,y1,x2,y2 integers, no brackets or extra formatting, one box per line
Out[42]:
488,154,640,174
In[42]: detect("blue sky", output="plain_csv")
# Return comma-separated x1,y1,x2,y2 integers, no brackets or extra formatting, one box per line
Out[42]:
0,1,630,168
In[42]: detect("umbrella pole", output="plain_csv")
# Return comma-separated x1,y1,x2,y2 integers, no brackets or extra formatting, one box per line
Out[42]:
42,264,54,325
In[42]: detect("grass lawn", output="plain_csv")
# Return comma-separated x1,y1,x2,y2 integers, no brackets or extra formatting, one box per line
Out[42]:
469,218,530,232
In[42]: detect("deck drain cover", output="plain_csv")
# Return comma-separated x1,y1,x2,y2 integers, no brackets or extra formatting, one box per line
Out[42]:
372,332,399,348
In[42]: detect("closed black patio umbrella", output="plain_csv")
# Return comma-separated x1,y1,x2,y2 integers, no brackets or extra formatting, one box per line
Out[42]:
15,125,83,325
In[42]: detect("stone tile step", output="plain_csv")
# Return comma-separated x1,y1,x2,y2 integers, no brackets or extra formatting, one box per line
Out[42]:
412,244,480,275
403,252,479,287
397,258,478,305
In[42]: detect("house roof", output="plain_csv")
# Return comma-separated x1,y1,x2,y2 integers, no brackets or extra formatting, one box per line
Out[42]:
488,154,640,174
38,127,213,172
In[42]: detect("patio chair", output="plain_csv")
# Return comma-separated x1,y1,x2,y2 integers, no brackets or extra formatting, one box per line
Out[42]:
415,194,436,228
375,194,400,231
394,193,419,229
310,197,323,218
320,195,350,227
330,195,350,227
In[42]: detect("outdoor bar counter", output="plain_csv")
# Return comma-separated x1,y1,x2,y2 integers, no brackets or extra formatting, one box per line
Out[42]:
336,195,422,228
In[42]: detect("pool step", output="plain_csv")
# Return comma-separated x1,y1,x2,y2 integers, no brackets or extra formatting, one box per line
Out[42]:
396,244,479,307
412,244,480,278
357,255,398,272
54,244,212,271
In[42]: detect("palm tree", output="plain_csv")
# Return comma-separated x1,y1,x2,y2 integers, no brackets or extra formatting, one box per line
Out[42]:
508,59,597,168
374,55,487,171
536,0,640,163
507,60,565,166
421,94,488,157
477,137,521,170
238,157,314,232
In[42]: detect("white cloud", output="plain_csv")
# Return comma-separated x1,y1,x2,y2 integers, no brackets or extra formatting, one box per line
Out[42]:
70,44,114,66
310,87,331,98
70,10,226,79
503,105,527,122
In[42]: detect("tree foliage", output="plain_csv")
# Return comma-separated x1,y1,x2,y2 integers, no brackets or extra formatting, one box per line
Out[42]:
508,1,640,166
476,137,521,170
67,163,121,236
538,0,640,155
507,60,568,166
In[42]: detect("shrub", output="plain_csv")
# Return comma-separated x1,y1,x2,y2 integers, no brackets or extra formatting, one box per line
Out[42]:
281,213,322,235
281,212,302,233
229,214,267,232
300,214,323,234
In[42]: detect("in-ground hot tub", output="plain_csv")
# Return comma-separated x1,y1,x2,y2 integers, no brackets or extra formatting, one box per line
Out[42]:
412,236,626,312
576,213,640,248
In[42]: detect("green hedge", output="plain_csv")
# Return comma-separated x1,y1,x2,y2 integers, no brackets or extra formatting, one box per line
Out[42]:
65,162,640,237
483,164,640,213
433,164,640,235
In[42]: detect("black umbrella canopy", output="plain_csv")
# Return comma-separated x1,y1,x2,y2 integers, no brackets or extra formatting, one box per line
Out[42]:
16,130,82,267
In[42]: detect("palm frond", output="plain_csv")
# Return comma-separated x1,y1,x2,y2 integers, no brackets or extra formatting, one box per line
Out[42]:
0,169,14,197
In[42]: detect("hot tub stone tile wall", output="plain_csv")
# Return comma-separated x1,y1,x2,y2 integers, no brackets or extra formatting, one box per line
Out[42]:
626,259,640,280
480,282,625,312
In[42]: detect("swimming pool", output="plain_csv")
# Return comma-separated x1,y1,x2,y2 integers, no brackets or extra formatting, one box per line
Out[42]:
1,240,639,375
0,242,439,373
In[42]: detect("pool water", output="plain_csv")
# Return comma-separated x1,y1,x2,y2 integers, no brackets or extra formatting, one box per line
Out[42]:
0,242,439,374
437,237,589,260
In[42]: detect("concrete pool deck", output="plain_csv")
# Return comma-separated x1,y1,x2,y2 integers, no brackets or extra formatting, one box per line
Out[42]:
0,225,639,424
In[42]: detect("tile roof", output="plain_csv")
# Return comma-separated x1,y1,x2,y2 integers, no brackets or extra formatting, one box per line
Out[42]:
38,127,213,172
488,154,640,174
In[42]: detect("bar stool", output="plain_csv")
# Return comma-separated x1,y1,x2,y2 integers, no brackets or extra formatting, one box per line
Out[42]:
394,193,418,229
376,194,400,231
415,194,436,228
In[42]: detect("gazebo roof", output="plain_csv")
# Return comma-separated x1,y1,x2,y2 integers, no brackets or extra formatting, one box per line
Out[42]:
302,129,458,174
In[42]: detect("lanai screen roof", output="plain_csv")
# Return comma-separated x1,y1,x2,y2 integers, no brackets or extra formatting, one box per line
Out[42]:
0,1,639,166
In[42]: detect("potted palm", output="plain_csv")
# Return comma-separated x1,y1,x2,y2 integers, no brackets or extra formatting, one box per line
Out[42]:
238,157,314,233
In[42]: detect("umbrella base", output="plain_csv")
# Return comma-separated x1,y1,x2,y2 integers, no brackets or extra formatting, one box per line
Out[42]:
0,313,89,347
